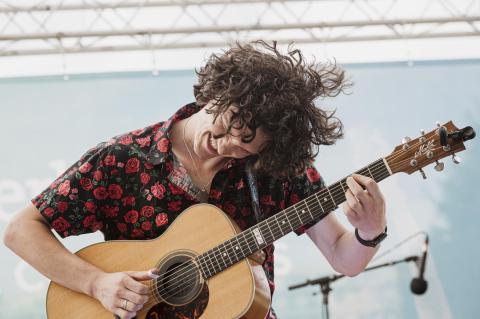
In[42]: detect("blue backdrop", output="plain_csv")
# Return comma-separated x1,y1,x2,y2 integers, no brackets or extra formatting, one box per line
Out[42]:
1,59,479,319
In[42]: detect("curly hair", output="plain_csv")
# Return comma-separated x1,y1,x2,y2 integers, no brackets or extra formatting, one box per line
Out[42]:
193,40,349,178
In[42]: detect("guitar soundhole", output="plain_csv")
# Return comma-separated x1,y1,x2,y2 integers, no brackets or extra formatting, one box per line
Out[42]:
154,251,203,306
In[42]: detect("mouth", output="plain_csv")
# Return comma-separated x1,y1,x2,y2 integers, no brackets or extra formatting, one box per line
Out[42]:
206,133,218,155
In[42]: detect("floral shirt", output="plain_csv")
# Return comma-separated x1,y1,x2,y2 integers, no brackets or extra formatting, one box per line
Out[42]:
32,102,326,318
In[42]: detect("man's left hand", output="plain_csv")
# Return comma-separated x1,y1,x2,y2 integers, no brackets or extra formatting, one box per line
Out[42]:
343,173,386,240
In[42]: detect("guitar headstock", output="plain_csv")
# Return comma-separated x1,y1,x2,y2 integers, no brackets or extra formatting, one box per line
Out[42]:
385,121,475,178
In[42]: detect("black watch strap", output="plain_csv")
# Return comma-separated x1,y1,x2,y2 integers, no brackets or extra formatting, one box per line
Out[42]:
355,226,388,248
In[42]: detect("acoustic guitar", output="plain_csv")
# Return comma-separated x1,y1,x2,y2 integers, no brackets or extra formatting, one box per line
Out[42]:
45,121,475,319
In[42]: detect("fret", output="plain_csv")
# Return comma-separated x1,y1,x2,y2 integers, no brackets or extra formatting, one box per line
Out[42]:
278,213,290,234
214,246,227,270
326,187,337,207
274,214,286,236
249,228,262,250
197,255,210,279
221,242,233,266
314,192,326,214
290,206,303,230
216,245,229,269
203,249,216,276
339,179,347,193
262,220,275,243
366,165,374,179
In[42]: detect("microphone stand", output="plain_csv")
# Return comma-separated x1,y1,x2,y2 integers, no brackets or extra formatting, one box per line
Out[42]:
288,255,419,319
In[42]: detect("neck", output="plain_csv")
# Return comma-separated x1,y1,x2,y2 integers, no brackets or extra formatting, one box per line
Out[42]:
170,115,228,175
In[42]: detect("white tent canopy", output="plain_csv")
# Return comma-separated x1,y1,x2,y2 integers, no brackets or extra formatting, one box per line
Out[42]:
0,0,479,77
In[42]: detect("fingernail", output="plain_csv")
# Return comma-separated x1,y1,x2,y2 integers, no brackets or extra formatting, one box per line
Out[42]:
148,269,160,279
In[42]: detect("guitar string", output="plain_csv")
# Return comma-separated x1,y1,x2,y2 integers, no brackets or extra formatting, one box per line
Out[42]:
147,138,444,300
147,161,391,300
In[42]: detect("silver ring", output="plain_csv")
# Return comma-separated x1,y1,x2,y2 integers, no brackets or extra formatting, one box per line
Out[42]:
123,299,128,311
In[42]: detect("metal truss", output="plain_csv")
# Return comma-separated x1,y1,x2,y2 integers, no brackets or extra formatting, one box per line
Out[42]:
0,0,479,57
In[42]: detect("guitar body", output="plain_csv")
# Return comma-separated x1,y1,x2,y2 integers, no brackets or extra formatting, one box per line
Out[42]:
46,204,271,319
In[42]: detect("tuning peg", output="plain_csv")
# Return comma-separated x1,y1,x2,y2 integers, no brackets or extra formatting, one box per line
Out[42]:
434,161,444,172
452,154,461,164
419,168,427,179
402,136,412,143
436,121,441,127
419,129,426,143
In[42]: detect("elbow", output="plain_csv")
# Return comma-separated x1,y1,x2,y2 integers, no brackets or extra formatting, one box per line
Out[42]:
3,219,15,249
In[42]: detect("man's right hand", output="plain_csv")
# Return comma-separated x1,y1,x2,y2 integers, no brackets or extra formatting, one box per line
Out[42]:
91,269,158,319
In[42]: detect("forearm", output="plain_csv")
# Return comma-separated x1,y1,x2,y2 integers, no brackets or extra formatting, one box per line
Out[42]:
3,209,104,297
332,230,379,277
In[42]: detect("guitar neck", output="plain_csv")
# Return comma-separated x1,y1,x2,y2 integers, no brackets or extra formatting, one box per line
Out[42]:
196,158,392,279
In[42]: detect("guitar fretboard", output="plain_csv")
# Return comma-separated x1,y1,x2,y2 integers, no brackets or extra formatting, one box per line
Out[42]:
195,158,391,279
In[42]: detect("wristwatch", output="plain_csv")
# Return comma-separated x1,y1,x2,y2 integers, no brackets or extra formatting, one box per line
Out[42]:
355,226,388,248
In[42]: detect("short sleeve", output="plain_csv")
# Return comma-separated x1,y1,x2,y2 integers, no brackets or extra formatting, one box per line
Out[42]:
32,141,111,238
287,165,327,236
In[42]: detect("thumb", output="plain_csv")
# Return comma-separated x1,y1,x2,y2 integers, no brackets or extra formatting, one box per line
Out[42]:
126,268,159,281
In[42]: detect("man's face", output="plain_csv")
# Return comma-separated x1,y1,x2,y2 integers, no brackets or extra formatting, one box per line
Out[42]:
192,106,270,161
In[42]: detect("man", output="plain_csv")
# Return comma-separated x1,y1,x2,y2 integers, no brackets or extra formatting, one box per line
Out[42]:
3,40,386,319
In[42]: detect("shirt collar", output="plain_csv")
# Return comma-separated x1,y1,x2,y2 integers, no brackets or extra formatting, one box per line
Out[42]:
146,102,200,165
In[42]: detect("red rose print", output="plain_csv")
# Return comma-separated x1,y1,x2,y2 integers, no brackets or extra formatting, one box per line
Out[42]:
151,182,166,199
135,137,151,148
57,202,68,213
104,155,116,166
168,201,181,211
156,138,169,152
52,217,70,233
124,210,139,224
58,180,71,197
108,184,123,200
80,178,93,191
224,203,236,215
131,228,144,238
44,207,54,218
121,196,136,206
141,206,154,218
290,193,300,204
132,128,145,136
101,205,119,217
260,195,275,206
119,135,133,145
117,223,127,233
125,158,140,174
93,170,103,181
306,167,321,183
83,215,97,228
155,213,168,227
141,221,152,231
241,207,250,216
154,130,164,142
79,162,93,174
144,162,154,170
168,183,184,195
93,186,108,200
85,201,97,213
210,189,222,200
140,172,150,185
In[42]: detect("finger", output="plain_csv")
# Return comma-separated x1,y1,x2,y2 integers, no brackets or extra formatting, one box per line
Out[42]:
345,189,363,215
126,269,159,281
114,308,137,319
123,275,150,295
119,289,149,308
342,202,360,223
351,174,382,199
346,176,369,201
